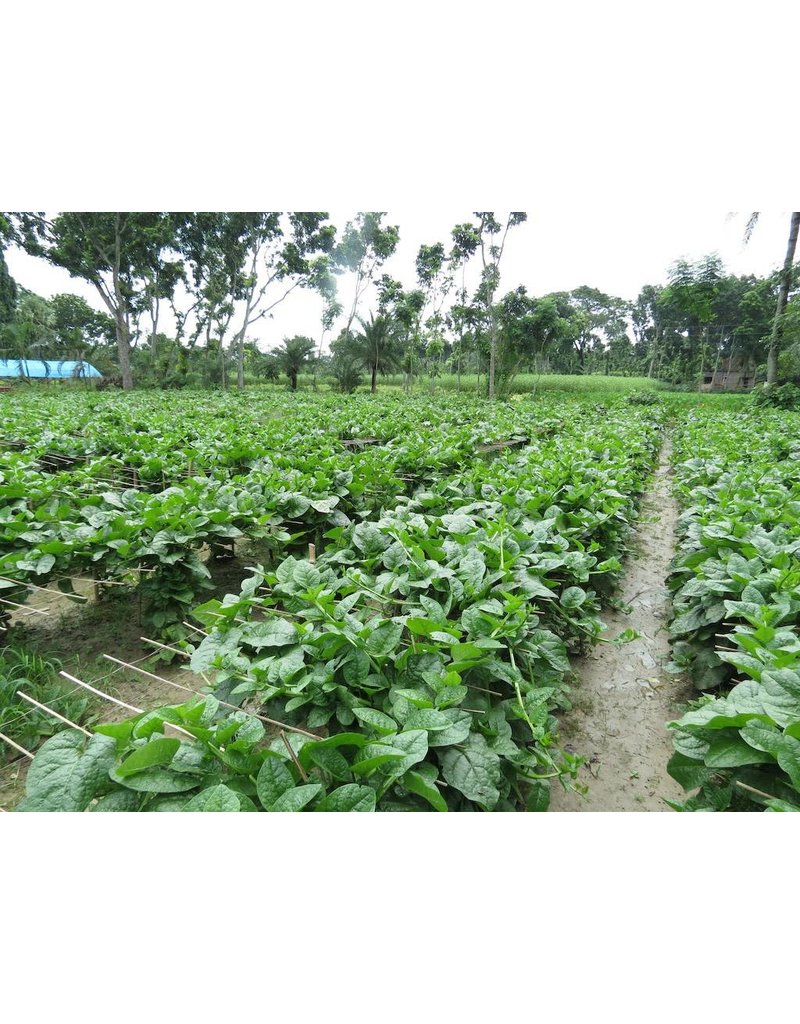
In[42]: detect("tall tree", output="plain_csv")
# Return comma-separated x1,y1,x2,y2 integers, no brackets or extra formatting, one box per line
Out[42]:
457,213,527,399
7,213,181,389
355,312,401,393
276,335,316,391
335,213,400,334
0,250,17,328
767,213,800,383
223,213,336,389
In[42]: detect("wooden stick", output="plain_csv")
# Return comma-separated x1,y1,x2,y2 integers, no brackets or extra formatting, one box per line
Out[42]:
735,780,778,802
16,692,92,737
466,683,503,697
0,731,34,759
281,730,308,781
100,655,322,740
60,670,143,715
183,621,209,637
59,670,195,740
0,574,88,602
0,597,50,615
308,543,316,564
140,637,190,658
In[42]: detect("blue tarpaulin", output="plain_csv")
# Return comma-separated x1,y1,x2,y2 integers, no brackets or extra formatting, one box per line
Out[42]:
0,359,103,379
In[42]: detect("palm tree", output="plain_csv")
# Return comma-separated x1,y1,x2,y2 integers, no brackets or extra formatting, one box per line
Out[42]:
276,335,316,391
744,212,800,384
356,313,401,393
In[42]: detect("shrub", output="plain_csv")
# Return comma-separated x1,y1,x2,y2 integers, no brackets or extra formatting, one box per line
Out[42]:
751,382,800,410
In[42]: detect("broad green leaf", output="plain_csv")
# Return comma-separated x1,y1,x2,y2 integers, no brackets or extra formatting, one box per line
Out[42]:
440,738,501,809
351,743,406,776
256,757,295,809
186,785,241,812
116,737,181,778
16,732,117,812
365,621,404,657
560,586,586,610
269,784,323,811
401,765,447,811
245,618,298,649
404,708,453,733
315,784,376,812
352,707,398,734
90,790,141,812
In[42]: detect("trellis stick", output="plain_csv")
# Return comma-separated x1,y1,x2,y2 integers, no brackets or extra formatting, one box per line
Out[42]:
140,637,190,658
281,730,308,781
100,655,322,740
0,597,50,615
16,692,92,737
0,574,88,602
0,732,34,759
60,670,144,715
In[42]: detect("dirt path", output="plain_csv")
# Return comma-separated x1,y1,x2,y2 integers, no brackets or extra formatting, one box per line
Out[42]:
550,436,691,812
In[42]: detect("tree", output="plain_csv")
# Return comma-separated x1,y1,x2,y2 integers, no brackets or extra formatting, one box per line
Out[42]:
0,250,17,328
495,288,569,394
455,213,527,399
222,213,337,390
354,312,402,393
7,213,182,389
553,286,631,374
50,293,115,358
376,275,425,391
276,335,316,391
329,333,364,393
767,213,800,383
335,213,400,334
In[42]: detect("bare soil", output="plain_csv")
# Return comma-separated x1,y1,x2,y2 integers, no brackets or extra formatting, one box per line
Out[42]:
0,551,253,810
550,437,692,812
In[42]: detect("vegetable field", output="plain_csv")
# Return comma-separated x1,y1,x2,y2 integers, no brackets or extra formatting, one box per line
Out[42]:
2,385,798,811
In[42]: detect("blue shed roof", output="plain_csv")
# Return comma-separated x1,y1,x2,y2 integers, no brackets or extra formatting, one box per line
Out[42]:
0,359,103,379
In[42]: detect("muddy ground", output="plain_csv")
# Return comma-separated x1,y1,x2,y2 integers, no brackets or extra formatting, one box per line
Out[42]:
550,438,692,811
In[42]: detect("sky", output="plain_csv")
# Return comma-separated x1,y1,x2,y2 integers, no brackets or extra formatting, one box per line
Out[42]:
4,210,794,353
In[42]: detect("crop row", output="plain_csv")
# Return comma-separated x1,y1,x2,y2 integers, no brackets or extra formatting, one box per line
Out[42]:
12,409,664,811
1,393,656,636
666,407,800,811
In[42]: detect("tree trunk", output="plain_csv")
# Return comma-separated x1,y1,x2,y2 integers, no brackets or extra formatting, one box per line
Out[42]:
767,211,800,384
488,311,497,401
237,337,245,390
116,312,133,390
647,327,660,378
109,230,133,389
371,362,377,393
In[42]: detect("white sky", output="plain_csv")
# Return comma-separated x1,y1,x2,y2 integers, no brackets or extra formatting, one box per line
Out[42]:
3,210,794,353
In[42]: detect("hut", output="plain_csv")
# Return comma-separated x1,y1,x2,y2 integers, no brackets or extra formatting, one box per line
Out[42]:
699,355,757,392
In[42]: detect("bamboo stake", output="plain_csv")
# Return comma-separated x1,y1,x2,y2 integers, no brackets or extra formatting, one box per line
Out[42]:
0,574,88,602
281,730,308,781
0,732,34,759
140,637,190,658
183,621,209,637
735,780,778,802
308,543,316,564
60,670,144,715
466,684,503,697
59,670,196,740
0,597,50,615
100,655,323,740
16,692,92,737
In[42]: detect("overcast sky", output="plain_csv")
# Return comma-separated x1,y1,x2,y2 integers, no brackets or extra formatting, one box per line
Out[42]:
3,210,793,352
